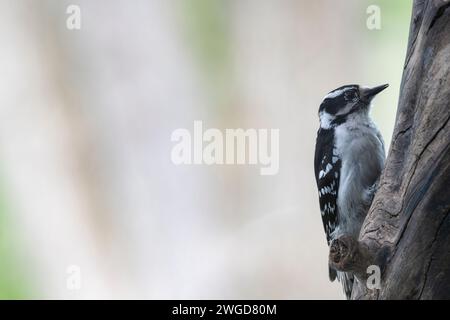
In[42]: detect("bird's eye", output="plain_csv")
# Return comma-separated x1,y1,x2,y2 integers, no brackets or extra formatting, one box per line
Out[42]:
344,90,358,101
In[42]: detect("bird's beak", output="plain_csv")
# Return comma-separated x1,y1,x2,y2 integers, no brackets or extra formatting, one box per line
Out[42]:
360,84,389,102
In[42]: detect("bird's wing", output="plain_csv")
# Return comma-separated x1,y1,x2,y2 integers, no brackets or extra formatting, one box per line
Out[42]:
314,128,342,282
314,128,341,246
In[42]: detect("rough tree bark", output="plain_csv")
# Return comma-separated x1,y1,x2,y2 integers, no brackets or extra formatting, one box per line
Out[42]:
329,0,450,299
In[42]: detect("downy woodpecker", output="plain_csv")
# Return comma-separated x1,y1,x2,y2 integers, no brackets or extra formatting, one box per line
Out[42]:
314,84,388,299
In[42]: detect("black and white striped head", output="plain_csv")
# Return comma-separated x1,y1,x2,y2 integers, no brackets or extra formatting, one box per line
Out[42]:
318,84,388,129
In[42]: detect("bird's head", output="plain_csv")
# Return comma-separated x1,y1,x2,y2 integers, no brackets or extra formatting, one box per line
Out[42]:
318,84,388,129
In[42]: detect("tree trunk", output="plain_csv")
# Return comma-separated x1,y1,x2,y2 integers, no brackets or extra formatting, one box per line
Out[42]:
330,0,450,299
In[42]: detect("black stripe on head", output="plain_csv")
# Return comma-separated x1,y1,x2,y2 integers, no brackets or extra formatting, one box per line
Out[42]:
319,85,359,115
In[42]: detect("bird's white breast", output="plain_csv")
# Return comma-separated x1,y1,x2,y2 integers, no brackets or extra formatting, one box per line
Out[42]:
333,113,385,236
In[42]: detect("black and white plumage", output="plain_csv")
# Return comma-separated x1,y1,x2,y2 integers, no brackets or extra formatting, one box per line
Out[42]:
314,84,388,299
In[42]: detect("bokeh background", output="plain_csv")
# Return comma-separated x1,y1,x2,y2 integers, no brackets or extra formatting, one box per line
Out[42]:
0,0,412,299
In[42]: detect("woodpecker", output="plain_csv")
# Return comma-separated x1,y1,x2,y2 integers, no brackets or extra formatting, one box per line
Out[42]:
314,84,388,299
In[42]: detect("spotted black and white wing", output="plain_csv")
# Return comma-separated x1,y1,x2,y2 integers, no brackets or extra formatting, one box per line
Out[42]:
314,127,341,282
314,128,341,246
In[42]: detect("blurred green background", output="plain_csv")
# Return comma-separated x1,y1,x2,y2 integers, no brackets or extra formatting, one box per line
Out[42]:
0,0,412,299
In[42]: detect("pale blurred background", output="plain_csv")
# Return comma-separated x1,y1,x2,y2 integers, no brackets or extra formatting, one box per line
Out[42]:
0,0,411,299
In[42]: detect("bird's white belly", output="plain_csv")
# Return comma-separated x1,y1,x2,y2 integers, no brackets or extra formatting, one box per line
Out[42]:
333,121,385,238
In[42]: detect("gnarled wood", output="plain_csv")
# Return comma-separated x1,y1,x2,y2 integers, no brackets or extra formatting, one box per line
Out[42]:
329,236,374,282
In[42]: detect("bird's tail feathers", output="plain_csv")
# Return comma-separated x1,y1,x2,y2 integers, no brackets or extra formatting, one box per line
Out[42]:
337,271,354,299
